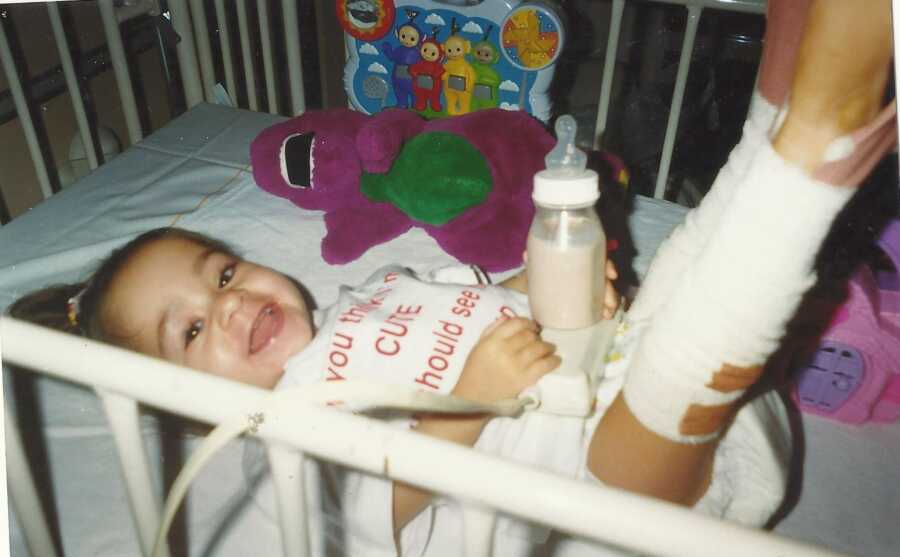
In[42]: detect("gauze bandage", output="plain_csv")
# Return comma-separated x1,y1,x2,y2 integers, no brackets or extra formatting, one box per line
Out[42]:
629,93,778,324
623,141,853,443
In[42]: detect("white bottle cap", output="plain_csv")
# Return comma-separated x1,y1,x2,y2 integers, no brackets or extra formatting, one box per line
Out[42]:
533,168,599,207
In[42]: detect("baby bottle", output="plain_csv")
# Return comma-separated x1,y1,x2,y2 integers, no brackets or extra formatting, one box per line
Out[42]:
527,115,606,330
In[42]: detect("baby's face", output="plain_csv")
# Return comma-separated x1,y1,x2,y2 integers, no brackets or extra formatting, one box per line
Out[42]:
104,237,313,389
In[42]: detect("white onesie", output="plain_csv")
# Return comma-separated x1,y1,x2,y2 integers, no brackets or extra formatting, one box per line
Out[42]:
259,266,790,557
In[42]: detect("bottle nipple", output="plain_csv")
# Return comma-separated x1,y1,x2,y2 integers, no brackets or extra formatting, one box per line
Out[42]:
544,115,586,178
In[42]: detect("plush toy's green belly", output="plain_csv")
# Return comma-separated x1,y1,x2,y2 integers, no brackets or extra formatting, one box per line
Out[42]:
360,131,492,226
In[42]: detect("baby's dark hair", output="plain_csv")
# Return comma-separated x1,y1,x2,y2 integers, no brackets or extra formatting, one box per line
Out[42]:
8,227,237,342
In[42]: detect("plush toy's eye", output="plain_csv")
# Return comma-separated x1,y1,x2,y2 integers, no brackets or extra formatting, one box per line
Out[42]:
281,132,316,189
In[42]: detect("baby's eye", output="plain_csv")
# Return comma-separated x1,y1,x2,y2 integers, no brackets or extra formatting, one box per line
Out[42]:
185,320,203,347
219,263,236,288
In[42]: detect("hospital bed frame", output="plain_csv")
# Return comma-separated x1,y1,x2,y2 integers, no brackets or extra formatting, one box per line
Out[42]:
2,1,885,556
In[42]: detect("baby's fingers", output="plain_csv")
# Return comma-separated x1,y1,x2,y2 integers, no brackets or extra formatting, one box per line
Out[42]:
605,259,618,280
603,280,621,319
516,336,556,364
524,353,561,381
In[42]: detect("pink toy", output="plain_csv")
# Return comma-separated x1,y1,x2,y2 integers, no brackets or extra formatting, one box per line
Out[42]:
793,219,900,424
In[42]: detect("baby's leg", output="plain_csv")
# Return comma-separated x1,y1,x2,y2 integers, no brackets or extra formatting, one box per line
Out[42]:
589,0,895,505
628,0,811,323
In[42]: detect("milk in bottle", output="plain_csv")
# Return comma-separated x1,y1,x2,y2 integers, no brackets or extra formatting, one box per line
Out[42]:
526,115,606,329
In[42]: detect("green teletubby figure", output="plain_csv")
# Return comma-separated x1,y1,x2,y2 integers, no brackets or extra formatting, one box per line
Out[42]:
470,27,501,111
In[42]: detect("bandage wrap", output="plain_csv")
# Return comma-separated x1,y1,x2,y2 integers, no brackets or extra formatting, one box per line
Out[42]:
628,92,777,324
624,142,853,443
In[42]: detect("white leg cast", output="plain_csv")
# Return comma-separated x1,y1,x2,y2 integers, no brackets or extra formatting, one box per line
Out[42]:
624,141,853,443
628,93,777,323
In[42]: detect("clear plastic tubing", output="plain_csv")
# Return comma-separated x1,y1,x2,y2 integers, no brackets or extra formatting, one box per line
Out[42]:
527,115,606,329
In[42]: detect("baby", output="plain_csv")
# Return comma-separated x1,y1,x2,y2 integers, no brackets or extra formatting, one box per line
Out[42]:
10,0,895,554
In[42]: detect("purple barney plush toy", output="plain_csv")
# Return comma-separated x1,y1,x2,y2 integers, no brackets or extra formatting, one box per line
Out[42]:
250,107,555,272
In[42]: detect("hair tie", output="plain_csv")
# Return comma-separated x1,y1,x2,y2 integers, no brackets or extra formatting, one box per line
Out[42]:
66,287,87,329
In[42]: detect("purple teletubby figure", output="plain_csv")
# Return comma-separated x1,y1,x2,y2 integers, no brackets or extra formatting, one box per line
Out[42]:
381,9,422,109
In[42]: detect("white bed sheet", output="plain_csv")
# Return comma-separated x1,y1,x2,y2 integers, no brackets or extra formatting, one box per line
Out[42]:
0,103,897,556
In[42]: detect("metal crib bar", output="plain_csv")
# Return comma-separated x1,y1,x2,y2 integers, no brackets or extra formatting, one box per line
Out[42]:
168,0,205,109
653,3,702,200
281,0,306,115
98,0,143,145
267,444,311,557
214,0,239,104
462,505,497,557
97,389,171,557
593,0,624,150
47,2,99,171
257,0,279,114
236,0,259,111
189,0,218,103
4,404,59,557
0,16,54,199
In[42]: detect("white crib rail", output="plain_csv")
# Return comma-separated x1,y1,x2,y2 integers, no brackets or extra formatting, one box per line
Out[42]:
3,405,59,557
98,389,172,557
280,0,307,116
0,18,54,201
2,316,852,557
47,2,99,172
267,444,311,556
214,0,239,104
98,0,145,145
168,0,206,109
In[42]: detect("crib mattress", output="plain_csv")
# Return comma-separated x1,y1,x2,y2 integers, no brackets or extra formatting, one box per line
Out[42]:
0,103,897,556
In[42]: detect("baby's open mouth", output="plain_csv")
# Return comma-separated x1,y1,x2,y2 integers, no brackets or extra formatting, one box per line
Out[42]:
249,303,284,354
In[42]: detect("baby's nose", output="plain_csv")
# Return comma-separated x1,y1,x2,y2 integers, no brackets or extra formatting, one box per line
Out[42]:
215,289,244,328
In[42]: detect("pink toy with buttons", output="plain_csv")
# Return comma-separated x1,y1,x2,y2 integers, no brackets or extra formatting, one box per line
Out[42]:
793,219,900,424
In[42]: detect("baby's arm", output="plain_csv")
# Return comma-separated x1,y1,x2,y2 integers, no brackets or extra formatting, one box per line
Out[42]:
391,317,559,532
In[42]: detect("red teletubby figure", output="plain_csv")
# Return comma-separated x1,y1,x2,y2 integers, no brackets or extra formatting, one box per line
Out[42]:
410,34,446,112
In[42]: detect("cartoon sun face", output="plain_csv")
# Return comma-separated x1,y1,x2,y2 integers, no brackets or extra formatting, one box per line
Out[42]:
474,43,497,64
345,0,379,29
444,36,469,60
420,41,442,62
397,24,420,47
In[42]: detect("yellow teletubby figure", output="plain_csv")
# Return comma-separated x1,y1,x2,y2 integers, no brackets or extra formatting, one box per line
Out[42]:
442,31,475,115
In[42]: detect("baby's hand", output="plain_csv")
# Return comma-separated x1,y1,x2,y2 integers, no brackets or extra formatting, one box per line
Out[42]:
453,318,560,405
602,259,622,319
